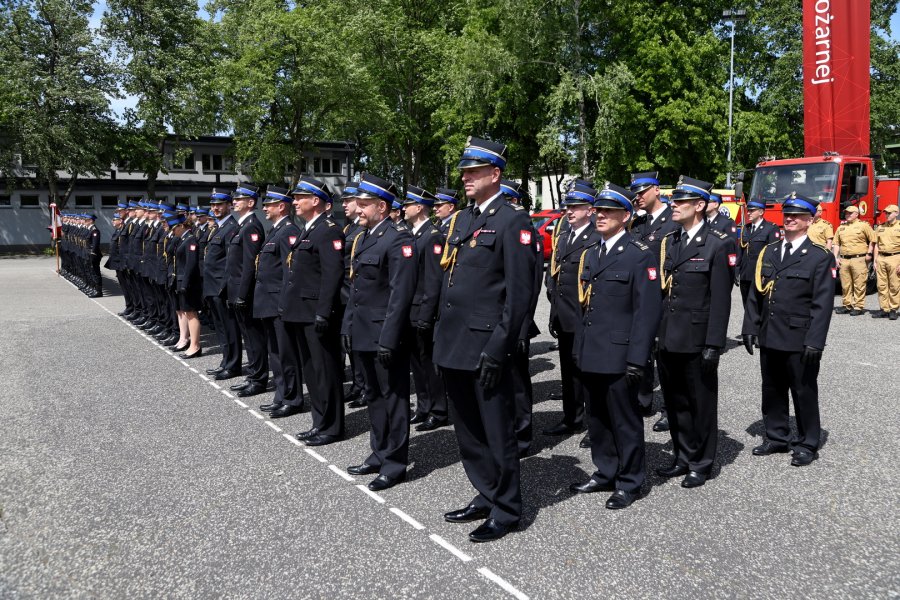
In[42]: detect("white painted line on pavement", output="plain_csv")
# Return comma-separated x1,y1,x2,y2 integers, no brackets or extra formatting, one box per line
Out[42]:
208,381,221,389
429,534,472,562
329,465,355,482
234,398,248,408
283,433,305,448
199,373,209,381
249,409,264,420
390,507,425,530
265,421,282,433
165,351,173,356
180,360,189,367
221,390,233,398
477,567,528,600
356,484,386,504
305,448,327,463
189,367,198,373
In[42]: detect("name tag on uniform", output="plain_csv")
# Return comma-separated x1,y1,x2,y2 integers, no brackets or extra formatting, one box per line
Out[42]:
689,257,704,262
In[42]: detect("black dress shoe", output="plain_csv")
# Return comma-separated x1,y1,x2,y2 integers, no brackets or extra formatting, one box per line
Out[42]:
348,397,368,408
444,505,491,523
850,309,864,316
543,422,581,436
368,472,405,491
214,369,239,381
605,489,640,510
296,427,320,441
469,518,517,543
304,433,340,447
655,463,689,478
752,441,790,456
416,416,448,432
681,471,707,488
890,310,898,320
230,381,251,391
148,325,166,335
834,306,849,314
791,449,817,466
652,416,669,432
548,391,562,400
344,389,361,403
347,463,380,476
236,384,266,398
871,310,888,318
410,412,428,425
180,348,203,359
579,435,591,448
259,402,282,412
569,479,615,494
269,404,304,418
207,366,225,375
162,336,180,347
173,342,190,353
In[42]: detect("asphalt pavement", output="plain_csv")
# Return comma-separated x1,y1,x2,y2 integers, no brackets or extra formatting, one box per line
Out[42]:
1,257,897,599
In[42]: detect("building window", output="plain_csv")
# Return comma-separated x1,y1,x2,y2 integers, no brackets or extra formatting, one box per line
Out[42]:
202,154,233,173
165,151,195,171
75,195,94,208
0,195,10,207
101,196,119,207
20,195,40,207
313,158,343,175
174,196,191,207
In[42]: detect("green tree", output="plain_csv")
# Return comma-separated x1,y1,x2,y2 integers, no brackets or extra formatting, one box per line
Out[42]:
0,0,117,207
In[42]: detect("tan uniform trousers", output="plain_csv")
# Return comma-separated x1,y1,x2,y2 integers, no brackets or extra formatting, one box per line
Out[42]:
875,254,900,311
839,256,868,309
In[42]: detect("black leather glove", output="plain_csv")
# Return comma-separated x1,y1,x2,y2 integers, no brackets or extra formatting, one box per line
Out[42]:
700,347,720,374
233,298,247,310
314,315,329,335
742,334,757,355
341,334,352,354
624,364,643,387
377,346,393,368
476,353,501,389
801,346,823,366
548,318,559,339
516,339,529,356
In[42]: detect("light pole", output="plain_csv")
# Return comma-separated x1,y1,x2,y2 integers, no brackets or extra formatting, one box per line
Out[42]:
723,8,747,189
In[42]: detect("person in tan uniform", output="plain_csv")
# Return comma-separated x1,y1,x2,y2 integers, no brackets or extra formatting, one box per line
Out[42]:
832,205,875,315
808,204,834,250
872,204,900,320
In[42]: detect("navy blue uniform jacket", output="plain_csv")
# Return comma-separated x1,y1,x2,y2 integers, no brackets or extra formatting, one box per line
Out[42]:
202,216,238,298
253,218,300,319
280,216,345,324
226,213,265,303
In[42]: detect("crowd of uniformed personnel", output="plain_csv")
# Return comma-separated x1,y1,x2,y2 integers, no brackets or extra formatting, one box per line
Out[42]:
58,213,104,297
63,136,896,543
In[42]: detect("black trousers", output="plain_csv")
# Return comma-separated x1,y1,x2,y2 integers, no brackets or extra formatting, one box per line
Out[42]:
759,348,822,452
234,304,268,385
91,256,102,291
408,327,447,420
291,320,344,437
512,342,533,454
657,350,718,474
581,371,645,493
557,331,585,426
166,286,178,332
274,320,305,408
740,280,753,306
207,294,242,373
442,367,521,526
358,349,410,479
262,317,287,405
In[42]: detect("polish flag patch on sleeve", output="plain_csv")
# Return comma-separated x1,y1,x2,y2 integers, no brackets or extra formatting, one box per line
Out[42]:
189,244,197,251
402,245,413,258
774,231,781,239
728,253,737,266
433,243,442,255
288,236,297,246
831,268,837,279
333,239,343,251
250,233,259,242
519,230,532,245
731,226,737,233
647,267,658,281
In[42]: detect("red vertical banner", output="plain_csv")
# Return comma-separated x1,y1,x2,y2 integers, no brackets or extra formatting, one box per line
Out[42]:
802,0,870,156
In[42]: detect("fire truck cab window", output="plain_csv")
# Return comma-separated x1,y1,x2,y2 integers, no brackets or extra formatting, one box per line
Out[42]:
749,163,839,205
839,162,867,212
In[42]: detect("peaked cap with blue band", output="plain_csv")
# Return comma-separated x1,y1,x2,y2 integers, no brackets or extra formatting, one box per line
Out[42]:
457,136,507,170
594,182,635,214
670,176,713,202
356,173,398,204
176,202,190,212
434,187,459,205
341,180,360,199
391,200,402,210
116,201,128,209
781,192,819,215
292,176,333,203
629,171,660,194
404,185,436,207
564,181,598,206
158,202,175,213
500,179,528,201
166,213,186,227
232,184,260,200
746,199,766,210
264,185,292,204
210,188,232,204
709,192,722,203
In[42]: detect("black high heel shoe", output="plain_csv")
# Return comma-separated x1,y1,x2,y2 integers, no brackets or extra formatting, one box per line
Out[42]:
173,341,190,352
181,347,203,359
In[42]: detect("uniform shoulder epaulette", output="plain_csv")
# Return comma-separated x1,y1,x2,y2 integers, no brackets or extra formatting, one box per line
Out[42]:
663,229,678,238
509,202,525,211
326,219,336,227
810,242,830,254
429,227,440,235
765,240,781,248
394,222,408,231
631,240,649,251
710,229,729,240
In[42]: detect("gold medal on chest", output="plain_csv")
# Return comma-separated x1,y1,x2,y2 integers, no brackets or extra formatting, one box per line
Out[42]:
469,239,477,248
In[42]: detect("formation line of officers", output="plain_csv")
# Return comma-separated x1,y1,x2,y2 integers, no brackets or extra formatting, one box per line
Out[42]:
93,136,848,543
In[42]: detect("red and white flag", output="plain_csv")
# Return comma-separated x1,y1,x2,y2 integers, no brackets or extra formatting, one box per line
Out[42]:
49,203,62,240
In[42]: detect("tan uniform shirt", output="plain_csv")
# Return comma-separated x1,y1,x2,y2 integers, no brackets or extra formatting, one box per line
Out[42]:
833,220,874,255
875,221,900,254
808,218,834,247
